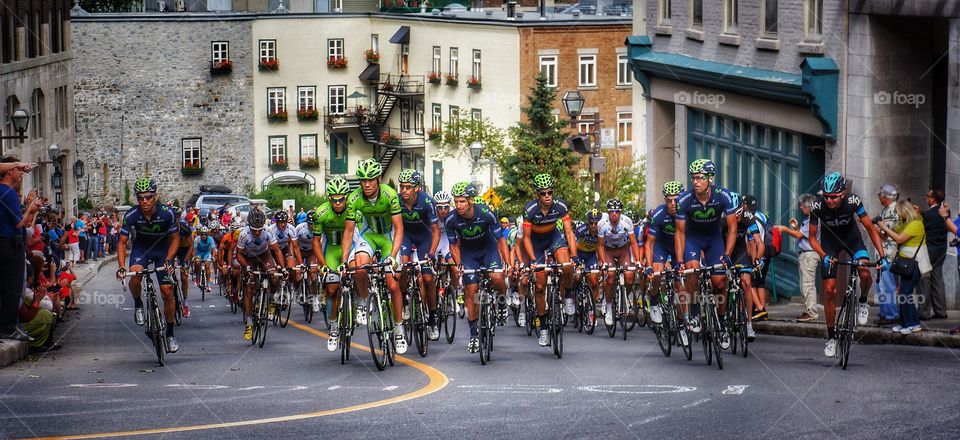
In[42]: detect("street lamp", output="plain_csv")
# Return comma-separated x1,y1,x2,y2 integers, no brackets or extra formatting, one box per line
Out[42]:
52,168,63,190
561,90,604,209
74,160,85,180
47,143,60,162
0,108,29,143
468,140,494,194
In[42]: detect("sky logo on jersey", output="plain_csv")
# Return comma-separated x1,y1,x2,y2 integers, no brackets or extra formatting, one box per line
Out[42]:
692,208,716,220
460,224,484,238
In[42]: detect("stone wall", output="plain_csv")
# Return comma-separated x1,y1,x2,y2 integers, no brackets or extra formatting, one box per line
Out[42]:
72,17,254,207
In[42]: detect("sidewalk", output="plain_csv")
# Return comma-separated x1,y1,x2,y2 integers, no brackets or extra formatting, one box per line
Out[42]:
0,255,116,368
753,302,960,348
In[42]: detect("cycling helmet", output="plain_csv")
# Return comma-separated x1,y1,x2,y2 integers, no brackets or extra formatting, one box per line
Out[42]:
586,209,602,222
326,176,351,196
355,158,383,180
178,221,191,234
451,181,477,198
730,192,742,212
248,209,267,231
533,173,555,190
306,209,316,225
133,177,157,194
474,195,485,205
688,159,716,176
662,180,684,197
822,172,847,194
605,198,623,212
198,226,209,235
433,191,452,205
398,169,423,186
274,210,289,223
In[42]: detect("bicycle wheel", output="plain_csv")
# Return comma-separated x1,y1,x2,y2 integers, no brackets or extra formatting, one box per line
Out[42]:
552,297,564,359
339,292,352,365
605,293,617,338
385,299,397,367
413,293,428,358
701,304,713,366
525,296,536,337
444,292,457,343
367,296,387,371
710,302,724,370
479,296,491,365
582,287,596,335
251,292,261,347
174,290,183,326
838,290,855,369
620,287,630,340
737,291,749,358
624,287,638,333
655,299,673,357
258,290,269,348
278,284,292,328
200,267,206,302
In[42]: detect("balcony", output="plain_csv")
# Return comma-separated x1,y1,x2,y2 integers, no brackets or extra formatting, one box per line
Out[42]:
322,106,373,129
378,74,424,96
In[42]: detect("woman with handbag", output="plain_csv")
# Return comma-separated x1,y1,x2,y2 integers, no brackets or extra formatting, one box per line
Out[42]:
875,200,930,334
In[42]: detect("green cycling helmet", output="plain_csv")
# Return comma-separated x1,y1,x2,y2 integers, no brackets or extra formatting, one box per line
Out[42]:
356,158,383,180
398,169,423,186
451,181,477,197
326,176,350,196
474,196,485,205
533,173,554,190
688,159,716,176
133,177,157,194
662,180,684,196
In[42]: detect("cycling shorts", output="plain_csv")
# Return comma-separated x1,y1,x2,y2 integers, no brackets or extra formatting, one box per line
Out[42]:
732,242,754,274
245,252,278,286
461,243,502,285
400,232,435,275
652,244,676,266
820,228,869,280
355,229,393,262
580,251,598,270
175,247,190,264
322,243,343,285
129,245,172,286
601,246,631,267
530,229,568,264
195,251,213,262
683,232,725,274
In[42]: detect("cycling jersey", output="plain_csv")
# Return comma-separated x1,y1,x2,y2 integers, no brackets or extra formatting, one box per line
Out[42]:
435,212,451,260
810,193,870,278
446,204,503,285
574,224,598,253
269,223,295,249
194,235,216,260
312,202,348,247
400,191,438,238
597,215,634,249
346,184,402,236
236,227,278,258
293,222,314,251
522,198,572,231
120,206,178,248
675,187,736,234
647,204,676,246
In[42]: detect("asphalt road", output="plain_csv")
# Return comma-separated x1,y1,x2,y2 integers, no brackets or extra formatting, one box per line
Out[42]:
2,268,960,439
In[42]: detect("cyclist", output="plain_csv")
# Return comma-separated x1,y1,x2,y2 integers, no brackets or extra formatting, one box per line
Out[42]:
312,176,353,351
674,159,737,350
295,209,321,314
269,210,303,285
173,217,194,318
597,198,642,327
574,209,601,326
446,182,510,353
397,169,442,341
727,193,761,342
193,226,217,295
646,181,683,326
808,172,886,358
340,159,408,354
520,173,578,347
217,222,242,302
115,177,181,352
236,208,287,341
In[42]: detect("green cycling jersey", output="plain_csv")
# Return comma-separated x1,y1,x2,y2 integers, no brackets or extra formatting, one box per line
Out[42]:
311,201,349,247
345,184,402,235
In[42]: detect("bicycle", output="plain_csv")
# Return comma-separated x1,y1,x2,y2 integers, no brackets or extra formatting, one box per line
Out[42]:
462,268,503,365
532,257,571,359
683,264,726,370
273,270,293,328
573,266,597,335
649,268,693,360
603,261,638,340
248,268,282,348
335,269,358,364
169,261,186,326
402,260,432,357
363,255,398,371
521,266,537,337
724,264,752,358
121,266,169,365
194,257,208,303
833,259,880,370
434,261,458,344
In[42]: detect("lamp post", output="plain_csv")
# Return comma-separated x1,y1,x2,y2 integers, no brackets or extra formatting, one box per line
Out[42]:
468,140,493,194
0,108,30,144
562,90,604,209
74,159,85,217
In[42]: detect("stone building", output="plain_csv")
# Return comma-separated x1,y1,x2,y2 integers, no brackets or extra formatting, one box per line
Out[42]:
0,0,78,215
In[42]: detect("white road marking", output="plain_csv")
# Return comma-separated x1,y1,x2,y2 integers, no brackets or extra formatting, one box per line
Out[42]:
682,398,711,408
457,385,563,394
578,385,697,395
166,384,229,390
238,386,308,391
70,383,139,388
328,386,341,390
629,414,668,427
383,386,398,391
722,385,749,395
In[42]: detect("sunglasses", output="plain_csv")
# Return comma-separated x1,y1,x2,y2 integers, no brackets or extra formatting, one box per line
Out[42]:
330,196,347,203
608,209,621,213
690,175,709,182
824,194,843,200
538,190,554,197
136,194,155,201
436,204,450,209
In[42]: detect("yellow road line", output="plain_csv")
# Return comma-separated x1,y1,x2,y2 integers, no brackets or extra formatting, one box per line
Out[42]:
31,321,448,440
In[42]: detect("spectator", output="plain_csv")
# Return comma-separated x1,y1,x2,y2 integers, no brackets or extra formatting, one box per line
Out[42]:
97,214,107,258
938,201,960,334
296,207,307,225
88,215,101,261
20,252,60,352
872,184,902,325
65,223,80,267
0,156,41,341
76,214,87,263
875,200,929,334
917,188,949,320
108,212,120,254
776,194,820,322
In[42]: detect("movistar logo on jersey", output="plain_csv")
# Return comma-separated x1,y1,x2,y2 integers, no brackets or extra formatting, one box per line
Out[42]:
461,224,484,238
140,224,163,233
402,211,421,221
663,224,676,234
692,208,716,220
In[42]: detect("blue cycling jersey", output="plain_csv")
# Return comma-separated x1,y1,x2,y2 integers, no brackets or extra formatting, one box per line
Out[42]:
445,204,502,248
194,236,215,255
675,187,736,233
574,223,598,253
647,204,676,245
401,191,438,237
522,198,571,230
120,206,178,248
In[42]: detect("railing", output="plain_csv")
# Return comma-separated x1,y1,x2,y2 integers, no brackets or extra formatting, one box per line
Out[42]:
322,106,375,128
377,126,425,149
378,74,424,95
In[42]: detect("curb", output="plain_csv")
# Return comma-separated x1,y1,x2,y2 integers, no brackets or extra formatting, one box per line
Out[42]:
754,320,960,348
0,255,116,369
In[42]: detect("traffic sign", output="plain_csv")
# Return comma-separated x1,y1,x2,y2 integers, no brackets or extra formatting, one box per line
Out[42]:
600,128,616,148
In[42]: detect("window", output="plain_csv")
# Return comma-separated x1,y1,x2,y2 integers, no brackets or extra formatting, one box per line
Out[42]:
211,41,229,63
414,102,424,135
298,86,316,112
617,112,633,147
300,135,317,161
578,113,596,134
259,39,276,63
267,88,286,114
539,55,558,87
471,108,482,121
659,0,672,25
762,0,778,37
30,89,43,139
328,38,344,60
182,138,202,168
3,95,19,154
690,0,703,28
54,87,67,131
578,55,596,87
269,136,287,165
449,105,460,125
804,0,822,39
328,85,346,114
472,50,482,81
432,104,442,130
432,46,441,74
400,99,410,132
617,54,631,86
449,47,459,78
723,0,738,34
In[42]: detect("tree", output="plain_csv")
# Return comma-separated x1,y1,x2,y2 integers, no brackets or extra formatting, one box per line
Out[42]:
599,150,646,215
80,0,141,12
440,108,507,173
250,185,327,211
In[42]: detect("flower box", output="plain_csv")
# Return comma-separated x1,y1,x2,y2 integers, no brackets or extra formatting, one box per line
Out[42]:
364,49,380,63
445,74,458,86
269,160,288,171
210,60,232,75
427,72,442,84
427,128,442,142
327,57,348,69
180,161,204,176
300,158,320,169
268,111,288,122
380,132,401,146
297,107,319,121
258,59,280,71
467,76,481,89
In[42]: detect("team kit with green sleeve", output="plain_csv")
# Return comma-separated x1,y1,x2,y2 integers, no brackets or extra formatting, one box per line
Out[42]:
345,183,402,260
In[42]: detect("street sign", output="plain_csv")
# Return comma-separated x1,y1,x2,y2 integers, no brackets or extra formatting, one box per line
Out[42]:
600,128,616,148
482,188,502,209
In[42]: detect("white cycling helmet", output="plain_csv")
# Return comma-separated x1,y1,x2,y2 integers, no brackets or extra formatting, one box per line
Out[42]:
433,191,452,205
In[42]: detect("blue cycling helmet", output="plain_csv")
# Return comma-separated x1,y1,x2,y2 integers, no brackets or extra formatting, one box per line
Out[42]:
822,172,847,194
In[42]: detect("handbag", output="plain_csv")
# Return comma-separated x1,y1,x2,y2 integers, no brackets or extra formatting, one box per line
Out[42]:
890,233,924,277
